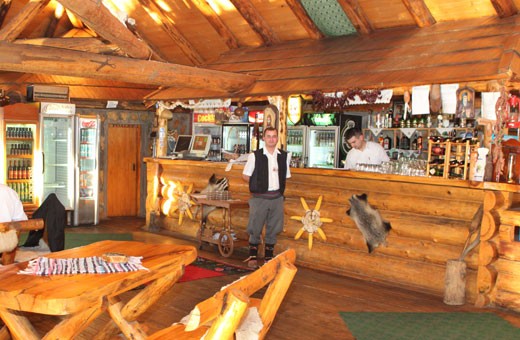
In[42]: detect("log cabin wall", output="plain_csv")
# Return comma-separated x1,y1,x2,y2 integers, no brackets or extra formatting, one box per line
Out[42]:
144,158,519,307
493,205,520,312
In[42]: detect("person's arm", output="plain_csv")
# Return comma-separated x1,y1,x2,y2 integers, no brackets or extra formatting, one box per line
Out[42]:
286,152,292,178
242,153,255,182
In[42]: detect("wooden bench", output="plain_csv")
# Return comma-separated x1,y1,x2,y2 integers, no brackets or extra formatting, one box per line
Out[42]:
0,219,45,265
141,248,297,340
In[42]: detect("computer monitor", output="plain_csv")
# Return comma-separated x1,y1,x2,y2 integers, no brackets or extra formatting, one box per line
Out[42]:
190,134,211,157
173,135,193,154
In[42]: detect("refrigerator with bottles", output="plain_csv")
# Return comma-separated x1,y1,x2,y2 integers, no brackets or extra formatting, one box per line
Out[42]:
221,123,251,158
287,125,308,167
1,103,41,213
192,113,222,161
75,115,100,225
307,126,340,169
39,102,76,221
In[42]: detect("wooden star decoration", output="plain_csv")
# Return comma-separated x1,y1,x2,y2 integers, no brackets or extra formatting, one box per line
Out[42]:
291,196,333,250
160,179,196,225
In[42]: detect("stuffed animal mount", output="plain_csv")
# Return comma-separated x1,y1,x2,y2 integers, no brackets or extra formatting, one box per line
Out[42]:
291,196,333,250
346,193,392,253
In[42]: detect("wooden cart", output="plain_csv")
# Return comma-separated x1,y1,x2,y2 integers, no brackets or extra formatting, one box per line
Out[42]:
194,196,249,257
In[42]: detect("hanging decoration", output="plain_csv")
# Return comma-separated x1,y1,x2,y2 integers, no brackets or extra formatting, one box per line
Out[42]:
492,86,509,180
291,196,333,250
311,89,383,112
160,179,196,225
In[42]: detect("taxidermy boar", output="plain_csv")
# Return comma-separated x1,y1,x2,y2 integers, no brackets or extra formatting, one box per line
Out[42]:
347,193,391,253
199,174,229,223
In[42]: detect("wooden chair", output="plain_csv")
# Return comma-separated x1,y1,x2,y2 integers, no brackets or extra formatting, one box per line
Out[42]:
119,249,297,340
0,219,45,265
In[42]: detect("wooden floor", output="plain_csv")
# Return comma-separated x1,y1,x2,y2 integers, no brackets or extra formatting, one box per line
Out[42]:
27,217,520,339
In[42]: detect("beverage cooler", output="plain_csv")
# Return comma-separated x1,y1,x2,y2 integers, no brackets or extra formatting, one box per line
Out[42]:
76,116,100,225
193,121,221,161
287,126,308,167
221,123,251,156
307,126,340,168
40,103,76,214
2,122,39,210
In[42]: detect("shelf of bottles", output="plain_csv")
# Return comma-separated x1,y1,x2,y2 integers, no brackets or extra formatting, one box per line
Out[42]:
79,127,96,199
426,137,480,179
5,124,35,203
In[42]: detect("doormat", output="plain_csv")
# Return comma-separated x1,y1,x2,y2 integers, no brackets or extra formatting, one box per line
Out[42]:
339,312,520,340
179,256,253,283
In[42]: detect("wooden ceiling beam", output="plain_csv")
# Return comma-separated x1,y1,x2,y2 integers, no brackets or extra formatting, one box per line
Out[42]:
138,0,204,66
285,0,324,40
14,37,124,55
190,0,240,49
490,0,518,17
0,0,13,28
57,0,152,59
229,0,280,45
0,0,50,41
402,0,436,27
0,41,256,93
336,0,372,34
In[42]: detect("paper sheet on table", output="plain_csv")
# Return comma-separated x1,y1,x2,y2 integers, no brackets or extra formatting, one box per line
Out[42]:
412,85,430,115
440,84,459,114
481,92,500,120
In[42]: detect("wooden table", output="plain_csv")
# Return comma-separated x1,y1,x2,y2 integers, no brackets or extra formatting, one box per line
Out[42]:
195,196,249,257
0,240,197,340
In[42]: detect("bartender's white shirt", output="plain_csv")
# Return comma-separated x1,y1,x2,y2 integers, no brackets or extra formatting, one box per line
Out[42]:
243,149,291,191
0,184,28,222
344,141,390,170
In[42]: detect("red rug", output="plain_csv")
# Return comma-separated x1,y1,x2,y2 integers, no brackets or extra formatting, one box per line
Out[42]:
179,256,252,283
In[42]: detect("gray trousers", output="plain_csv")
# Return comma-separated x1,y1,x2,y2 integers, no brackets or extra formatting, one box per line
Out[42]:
247,196,284,245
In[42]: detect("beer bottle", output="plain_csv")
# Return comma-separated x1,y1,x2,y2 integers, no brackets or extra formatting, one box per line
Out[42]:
8,161,13,180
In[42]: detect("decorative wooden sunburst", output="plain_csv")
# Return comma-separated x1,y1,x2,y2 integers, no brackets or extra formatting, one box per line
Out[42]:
160,179,196,225
291,196,333,250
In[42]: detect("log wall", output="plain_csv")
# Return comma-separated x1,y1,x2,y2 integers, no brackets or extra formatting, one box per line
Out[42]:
144,158,520,309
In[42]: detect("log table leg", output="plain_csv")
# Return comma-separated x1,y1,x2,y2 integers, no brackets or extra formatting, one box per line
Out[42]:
94,267,185,340
0,308,40,340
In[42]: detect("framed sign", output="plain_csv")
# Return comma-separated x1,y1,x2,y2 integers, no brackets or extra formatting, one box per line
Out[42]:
456,86,475,119
263,104,279,130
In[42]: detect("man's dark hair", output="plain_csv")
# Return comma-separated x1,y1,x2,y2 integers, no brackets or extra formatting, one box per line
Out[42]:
345,127,363,140
263,126,278,137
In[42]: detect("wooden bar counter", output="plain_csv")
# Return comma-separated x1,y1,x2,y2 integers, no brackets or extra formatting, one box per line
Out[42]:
144,157,520,312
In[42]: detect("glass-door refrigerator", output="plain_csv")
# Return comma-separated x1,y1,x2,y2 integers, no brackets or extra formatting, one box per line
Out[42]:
75,115,100,225
287,125,308,167
221,123,251,157
2,121,39,210
39,103,75,215
307,126,340,168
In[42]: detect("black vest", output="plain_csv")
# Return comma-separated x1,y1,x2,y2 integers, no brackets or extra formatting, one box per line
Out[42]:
249,149,288,195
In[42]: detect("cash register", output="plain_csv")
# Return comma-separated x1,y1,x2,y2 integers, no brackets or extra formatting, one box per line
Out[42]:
171,134,211,160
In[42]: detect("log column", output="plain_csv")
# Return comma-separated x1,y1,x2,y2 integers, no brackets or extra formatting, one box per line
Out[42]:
475,190,503,307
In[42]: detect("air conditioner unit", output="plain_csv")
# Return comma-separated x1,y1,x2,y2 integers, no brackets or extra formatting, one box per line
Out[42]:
27,85,69,102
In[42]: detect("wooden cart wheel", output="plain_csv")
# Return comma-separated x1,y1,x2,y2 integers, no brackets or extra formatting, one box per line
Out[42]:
218,231,234,257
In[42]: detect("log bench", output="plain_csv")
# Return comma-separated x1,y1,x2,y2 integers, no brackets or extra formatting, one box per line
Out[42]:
0,219,44,265
146,248,297,340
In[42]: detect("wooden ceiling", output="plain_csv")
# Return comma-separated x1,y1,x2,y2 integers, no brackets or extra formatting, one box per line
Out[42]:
0,0,520,109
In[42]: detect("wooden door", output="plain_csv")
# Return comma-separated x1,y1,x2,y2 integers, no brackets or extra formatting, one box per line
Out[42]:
107,124,140,216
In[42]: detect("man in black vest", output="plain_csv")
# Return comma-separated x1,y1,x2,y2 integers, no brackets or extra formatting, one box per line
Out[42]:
242,127,291,268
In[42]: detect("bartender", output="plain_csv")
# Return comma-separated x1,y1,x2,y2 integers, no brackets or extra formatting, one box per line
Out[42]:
343,128,389,169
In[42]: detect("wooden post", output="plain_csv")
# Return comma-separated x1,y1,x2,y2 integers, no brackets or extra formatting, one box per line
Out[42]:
444,259,466,305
